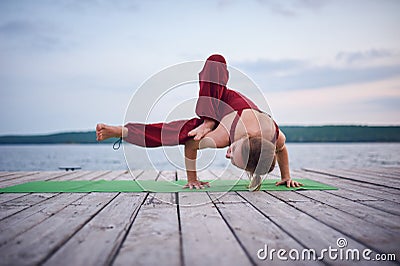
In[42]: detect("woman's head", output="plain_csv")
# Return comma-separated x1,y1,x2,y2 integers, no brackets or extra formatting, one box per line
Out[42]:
226,136,276,175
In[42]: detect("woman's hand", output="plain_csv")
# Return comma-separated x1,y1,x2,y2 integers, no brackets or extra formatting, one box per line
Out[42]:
183,180,210,189
188,119,215,141
275,179,303,188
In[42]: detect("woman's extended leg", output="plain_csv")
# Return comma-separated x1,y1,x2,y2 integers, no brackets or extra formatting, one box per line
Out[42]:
96,118,203,147
124,119,203,147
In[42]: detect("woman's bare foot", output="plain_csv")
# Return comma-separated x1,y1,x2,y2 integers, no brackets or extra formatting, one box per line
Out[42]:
96,123,124,141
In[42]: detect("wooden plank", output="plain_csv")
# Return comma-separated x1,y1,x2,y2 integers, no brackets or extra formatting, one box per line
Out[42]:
153,170,177,205
113,193,180,266
225,167,249,180
292,170,400,216
136,169,160,180
0,193,30,204
0,170,123,203
321,188,400,216
176,166,251,265
338,168,400,183
327,189,400,216
113,170,141,180
0,172,40,183
304,168,400,190
381,167,400,175
176,169,220,190
196,168,218,181
0,193,58,221
0,171,69,188
357,200,400,216
8,170,90,183
346,168,400,180
318,186,379,201
210,168,247,181
0,192,117,265
0,172,14,177
237,191,381,265
158,170,177,181
0,171,89,221
176,169,186,181
179,192,251,266
43,193,146,266
209,192,315,265
293,170,400,203
114,170,177,264
130,169,143,180
50,170,117,181
54,170,106,181
269,191,400,257
66,170,111,180
0,193,85,247
177,168,228,188
89,170,127,181
296,190,400,232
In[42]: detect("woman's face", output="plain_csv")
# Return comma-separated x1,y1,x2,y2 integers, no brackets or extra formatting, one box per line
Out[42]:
226,138,247,170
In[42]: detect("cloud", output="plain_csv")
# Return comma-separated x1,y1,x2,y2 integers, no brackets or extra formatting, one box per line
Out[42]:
0,20,35,35
336,49,399,64
0,20,66,52
60,0,139,13
235,59,305,75
256,0,328,16
236,58,400,91
266,76,400,125
363,96,400,111
215,0,328,15
0,0,140,15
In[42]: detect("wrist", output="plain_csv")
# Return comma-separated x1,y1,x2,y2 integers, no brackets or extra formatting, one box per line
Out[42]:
188,177,198,182
122,127,128,138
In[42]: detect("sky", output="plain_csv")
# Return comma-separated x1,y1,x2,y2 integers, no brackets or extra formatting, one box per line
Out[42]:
0,0,399,135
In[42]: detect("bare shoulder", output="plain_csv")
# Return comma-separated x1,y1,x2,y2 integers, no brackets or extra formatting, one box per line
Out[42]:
276,130,286,150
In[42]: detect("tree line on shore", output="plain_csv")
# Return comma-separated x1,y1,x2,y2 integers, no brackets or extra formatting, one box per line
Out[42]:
0,126,399,144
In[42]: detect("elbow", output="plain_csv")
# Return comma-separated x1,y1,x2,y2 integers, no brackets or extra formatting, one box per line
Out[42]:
199,137,217,149
185,139,199,151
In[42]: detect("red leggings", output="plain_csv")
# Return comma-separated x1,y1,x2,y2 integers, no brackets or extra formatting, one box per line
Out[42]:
124,118,203,147
124,80,259,147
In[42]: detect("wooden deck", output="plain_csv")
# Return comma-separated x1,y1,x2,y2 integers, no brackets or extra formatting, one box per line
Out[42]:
0,168,399,265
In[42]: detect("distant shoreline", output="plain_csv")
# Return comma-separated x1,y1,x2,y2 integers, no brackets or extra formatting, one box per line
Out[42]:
0,126,399,144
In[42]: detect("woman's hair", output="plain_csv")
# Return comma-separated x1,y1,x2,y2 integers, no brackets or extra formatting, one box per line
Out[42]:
241,136,276,175
241,136,275,191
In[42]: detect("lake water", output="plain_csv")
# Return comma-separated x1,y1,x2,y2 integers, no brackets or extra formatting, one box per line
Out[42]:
0,143,399,172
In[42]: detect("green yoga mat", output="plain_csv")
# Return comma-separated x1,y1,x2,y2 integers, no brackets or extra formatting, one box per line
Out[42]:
0,179,337,193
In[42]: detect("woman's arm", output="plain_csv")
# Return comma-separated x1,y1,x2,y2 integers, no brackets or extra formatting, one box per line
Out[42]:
183,124,230,189
184,139,209,189
274,131,303,188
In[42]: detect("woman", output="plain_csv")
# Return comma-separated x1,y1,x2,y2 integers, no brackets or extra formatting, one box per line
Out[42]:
96,54,302,190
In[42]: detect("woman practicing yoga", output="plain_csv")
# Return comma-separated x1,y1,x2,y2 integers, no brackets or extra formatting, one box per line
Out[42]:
96,54,302,191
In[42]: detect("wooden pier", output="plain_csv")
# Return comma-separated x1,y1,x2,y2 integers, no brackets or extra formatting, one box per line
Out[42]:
0,168,399,265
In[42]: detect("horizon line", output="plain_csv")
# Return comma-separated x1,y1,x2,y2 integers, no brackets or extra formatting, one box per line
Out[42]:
1,124,400,137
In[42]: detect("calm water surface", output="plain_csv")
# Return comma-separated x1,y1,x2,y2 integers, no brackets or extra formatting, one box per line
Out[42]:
0,143,398,171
